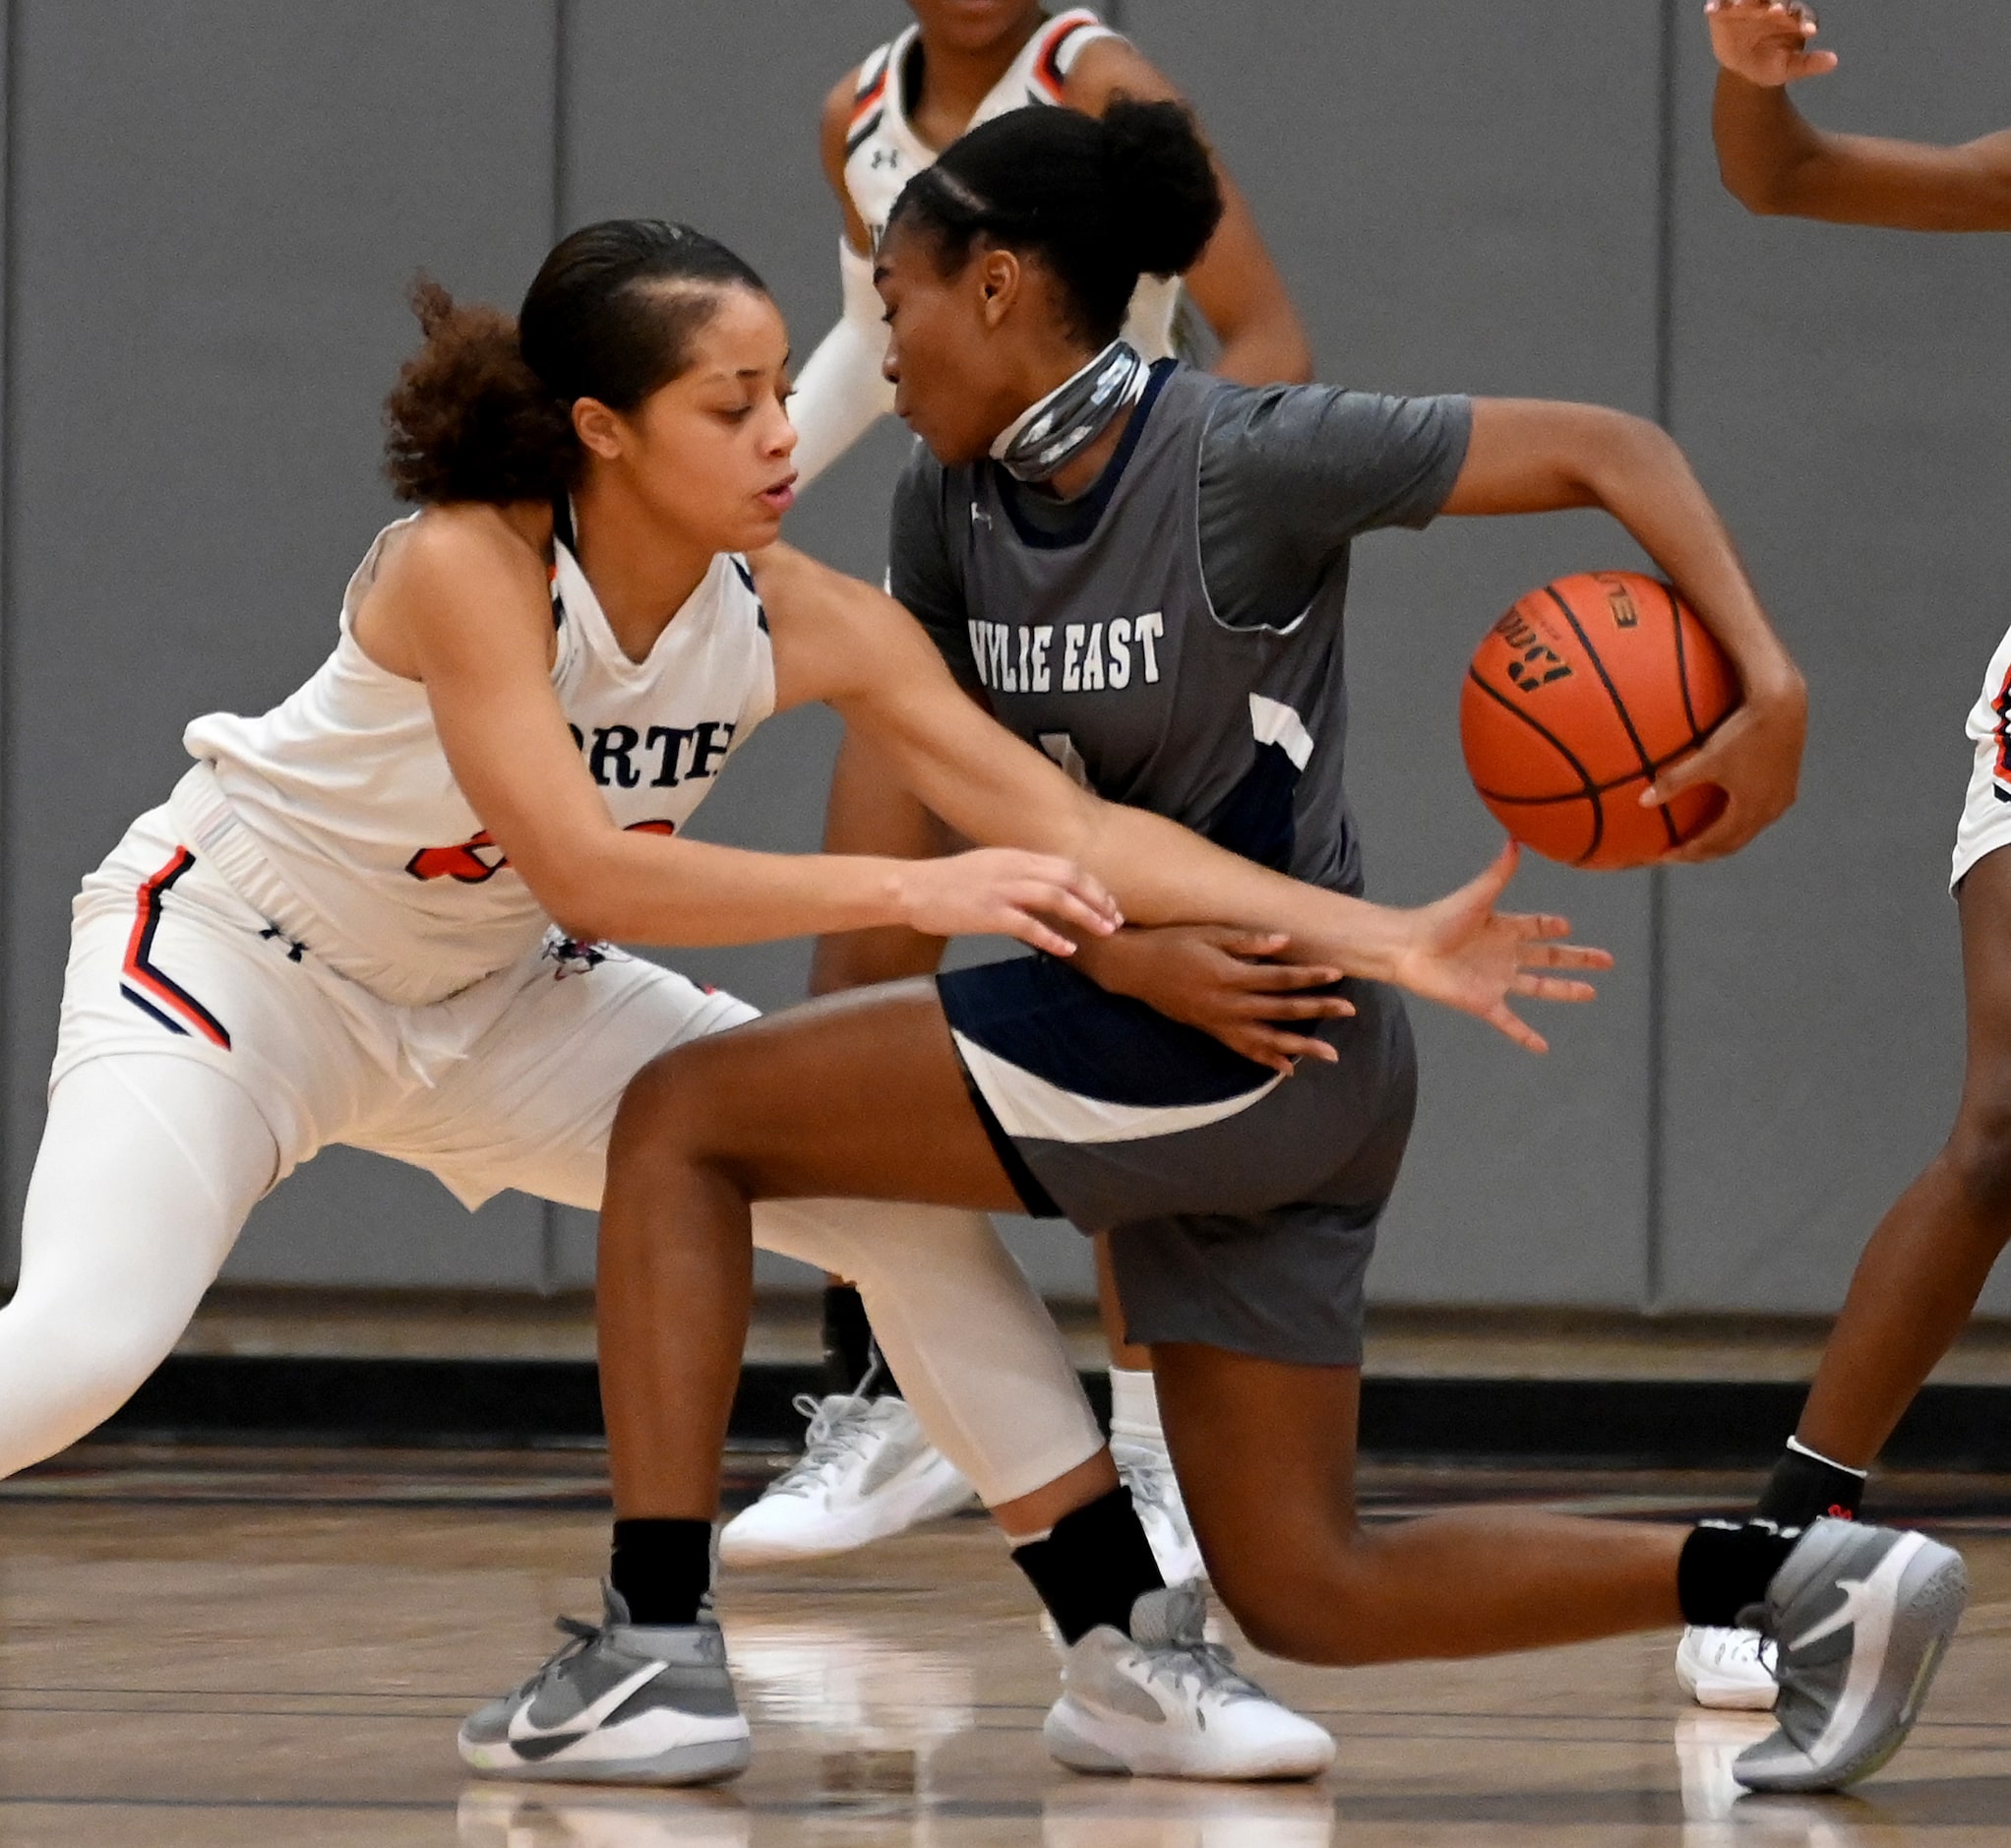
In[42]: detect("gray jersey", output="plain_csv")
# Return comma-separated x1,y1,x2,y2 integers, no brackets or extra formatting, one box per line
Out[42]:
891,362,1471,896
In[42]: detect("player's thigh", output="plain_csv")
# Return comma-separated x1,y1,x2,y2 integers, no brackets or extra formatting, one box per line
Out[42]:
17,1056,276,1318
390,949,758,1212
614,979,1022,1207
58,812,387,1177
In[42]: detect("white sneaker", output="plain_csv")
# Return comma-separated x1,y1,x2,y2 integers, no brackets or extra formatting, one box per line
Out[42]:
1676,1625,1780,1710
716,1393,976,1567
1044,1581,1334,1781
1113,1435,1206,1586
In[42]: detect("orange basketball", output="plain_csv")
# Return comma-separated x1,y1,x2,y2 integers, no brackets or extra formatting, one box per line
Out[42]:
1459,572,1737,870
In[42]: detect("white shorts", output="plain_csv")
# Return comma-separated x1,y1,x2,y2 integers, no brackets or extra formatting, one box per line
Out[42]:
54,806,754,1210
1952,623,2011,891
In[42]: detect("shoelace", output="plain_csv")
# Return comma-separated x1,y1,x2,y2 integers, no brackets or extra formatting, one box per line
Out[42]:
514,1613,602,1705
1715,1628,1778,1675
1142,1635,1265,1707
763,1393,878,1500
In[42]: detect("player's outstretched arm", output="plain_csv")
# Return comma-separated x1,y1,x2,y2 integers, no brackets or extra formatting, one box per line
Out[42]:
1710,1,2011,229
1441,399,1807,862
1064,37,1312,386
365,507,1118,957
761,543,1612,1053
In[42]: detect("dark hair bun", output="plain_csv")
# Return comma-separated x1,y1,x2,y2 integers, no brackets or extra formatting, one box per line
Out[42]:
1101,98,1223,279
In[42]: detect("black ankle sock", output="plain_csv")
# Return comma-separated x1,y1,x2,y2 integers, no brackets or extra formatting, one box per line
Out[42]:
822,1282,895,1398
609,1518,713,1627
1755,1443,1865,1530
1677,1519,1800,1629
1010,1484,1165,1645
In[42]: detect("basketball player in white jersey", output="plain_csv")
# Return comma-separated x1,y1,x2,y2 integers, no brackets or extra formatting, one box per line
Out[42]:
728,0,1315,1581
793,0,1311,484
1672,0,2011,1713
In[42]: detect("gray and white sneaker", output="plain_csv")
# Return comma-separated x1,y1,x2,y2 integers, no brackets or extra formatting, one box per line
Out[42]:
716,1393,976,1567
1733,1518,1967,1793
1045,1581,1334,1781
1113,1435,1206,1587
459,1584,751,1786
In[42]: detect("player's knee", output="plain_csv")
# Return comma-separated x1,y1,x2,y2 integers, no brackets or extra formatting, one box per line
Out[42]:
1206,1534,1379,1666
611,1042,728,1164
0,1290,175,1438
1946,1078,2011,1226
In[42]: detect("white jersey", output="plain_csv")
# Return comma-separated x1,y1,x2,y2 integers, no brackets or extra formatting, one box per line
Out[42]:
170,516,774,1010
841,8,1181,359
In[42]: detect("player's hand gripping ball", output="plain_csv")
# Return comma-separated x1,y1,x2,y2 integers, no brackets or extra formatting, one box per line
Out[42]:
1459,572,1737,870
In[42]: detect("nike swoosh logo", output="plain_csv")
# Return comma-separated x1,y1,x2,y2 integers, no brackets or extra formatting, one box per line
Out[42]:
1790,1572,1881,1654
1793,1534,1928,1766
508,1659,667,1745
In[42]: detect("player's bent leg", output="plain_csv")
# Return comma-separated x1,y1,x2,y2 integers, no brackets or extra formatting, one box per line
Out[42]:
1156,1344,1964,1788
595,980,1027,1525
468,981,1326,1785
1151,1343,1687,1666
0,1057,275,1477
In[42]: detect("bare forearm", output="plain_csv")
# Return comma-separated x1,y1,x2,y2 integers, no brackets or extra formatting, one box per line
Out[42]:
1070,804,1409,981
1587,420,1800,703
1714,70,1830,214
541,834,912,950
1716,70,2011,229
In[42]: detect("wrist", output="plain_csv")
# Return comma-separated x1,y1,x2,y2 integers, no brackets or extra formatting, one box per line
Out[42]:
1740,655,1807,713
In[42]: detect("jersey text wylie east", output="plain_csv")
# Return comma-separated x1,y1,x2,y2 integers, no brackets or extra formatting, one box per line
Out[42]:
965,613,1165,697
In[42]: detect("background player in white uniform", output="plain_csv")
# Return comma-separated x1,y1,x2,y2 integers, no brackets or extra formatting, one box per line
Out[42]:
1671,0,2011,1712
731,0,1316,1578
791,0,1312,484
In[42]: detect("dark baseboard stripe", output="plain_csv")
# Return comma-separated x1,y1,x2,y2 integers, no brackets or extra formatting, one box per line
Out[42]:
90,1358,2011,1469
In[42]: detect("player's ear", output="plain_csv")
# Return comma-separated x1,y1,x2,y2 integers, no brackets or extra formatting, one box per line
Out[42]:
977,247,1022,330
572,398,625,462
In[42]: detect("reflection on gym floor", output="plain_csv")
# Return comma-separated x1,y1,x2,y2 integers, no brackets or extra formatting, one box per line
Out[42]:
0,1454,2004,1845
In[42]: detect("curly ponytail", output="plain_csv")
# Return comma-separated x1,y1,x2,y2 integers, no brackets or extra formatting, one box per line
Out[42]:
886,97,1225,348
383,280,575,506
383,220,771,507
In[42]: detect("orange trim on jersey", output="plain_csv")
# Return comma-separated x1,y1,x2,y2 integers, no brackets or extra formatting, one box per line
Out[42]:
1034,12,1098,99
1992,661,2011,794
850,60,890,127
123,847,232,1049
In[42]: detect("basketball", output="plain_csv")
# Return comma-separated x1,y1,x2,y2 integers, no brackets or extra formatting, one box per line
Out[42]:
1459,571,1738,870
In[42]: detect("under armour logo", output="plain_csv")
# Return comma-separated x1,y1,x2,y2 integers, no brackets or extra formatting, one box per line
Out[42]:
871,149,899,170
970,502,992,529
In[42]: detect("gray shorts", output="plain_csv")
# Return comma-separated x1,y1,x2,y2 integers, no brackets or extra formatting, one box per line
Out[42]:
937,957,1416,1367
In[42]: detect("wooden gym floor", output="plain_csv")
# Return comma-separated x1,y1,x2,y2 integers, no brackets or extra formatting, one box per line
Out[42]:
0,1448,2007,1845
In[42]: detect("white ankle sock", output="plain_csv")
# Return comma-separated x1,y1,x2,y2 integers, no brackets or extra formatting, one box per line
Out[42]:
1109,1366,1164,1448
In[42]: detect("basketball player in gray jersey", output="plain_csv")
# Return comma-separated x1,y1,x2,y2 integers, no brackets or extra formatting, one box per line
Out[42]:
578,101,1964,1795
